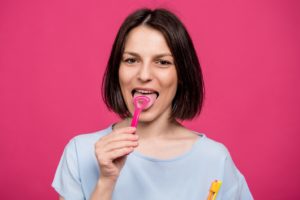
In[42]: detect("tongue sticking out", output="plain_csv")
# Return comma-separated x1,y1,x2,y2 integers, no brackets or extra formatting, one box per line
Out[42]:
133,93,157,110
131,94,157,128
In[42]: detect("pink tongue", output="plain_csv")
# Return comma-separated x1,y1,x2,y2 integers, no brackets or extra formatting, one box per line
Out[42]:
133,93,157,109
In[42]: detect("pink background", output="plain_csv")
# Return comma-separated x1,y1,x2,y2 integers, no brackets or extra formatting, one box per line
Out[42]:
1,0,299,199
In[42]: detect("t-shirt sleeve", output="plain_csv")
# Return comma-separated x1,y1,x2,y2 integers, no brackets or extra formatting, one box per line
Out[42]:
220,152,254,200
52,138,85,200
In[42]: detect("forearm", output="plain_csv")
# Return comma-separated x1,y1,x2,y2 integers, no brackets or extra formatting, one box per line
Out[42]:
90,178,116,200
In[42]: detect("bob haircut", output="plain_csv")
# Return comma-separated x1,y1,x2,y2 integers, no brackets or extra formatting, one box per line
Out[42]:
102,8,205,120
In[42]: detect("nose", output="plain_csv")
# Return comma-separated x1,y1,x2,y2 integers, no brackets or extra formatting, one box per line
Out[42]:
137,62,152,82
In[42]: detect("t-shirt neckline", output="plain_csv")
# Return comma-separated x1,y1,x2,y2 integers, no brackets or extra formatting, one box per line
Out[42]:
131,133,205,163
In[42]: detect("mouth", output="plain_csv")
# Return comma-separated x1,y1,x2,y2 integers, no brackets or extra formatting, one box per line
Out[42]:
131,89,159,98
131,88,159,110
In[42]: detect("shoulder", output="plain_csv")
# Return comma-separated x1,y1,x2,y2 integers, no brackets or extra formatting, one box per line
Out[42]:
198,134,231,160
195,134,254,199
52,127,113,199
73,125,112,145
181,125,230,161
63,125,113,153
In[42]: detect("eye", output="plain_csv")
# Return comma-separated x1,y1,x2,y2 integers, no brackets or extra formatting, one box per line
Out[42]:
123,58,137,64
156,59,173,66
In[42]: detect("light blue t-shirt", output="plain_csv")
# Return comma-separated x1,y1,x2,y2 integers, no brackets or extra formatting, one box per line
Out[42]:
52,125,253,200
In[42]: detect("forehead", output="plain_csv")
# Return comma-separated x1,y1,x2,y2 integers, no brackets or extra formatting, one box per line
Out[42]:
124,25,172,55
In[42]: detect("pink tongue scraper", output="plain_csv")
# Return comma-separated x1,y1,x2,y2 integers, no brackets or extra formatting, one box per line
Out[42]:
131,96,150,128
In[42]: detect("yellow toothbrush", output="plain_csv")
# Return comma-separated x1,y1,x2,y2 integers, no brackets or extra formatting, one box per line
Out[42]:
206,180,222,200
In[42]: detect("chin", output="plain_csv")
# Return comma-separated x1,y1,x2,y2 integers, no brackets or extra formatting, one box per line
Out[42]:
136,112,157,123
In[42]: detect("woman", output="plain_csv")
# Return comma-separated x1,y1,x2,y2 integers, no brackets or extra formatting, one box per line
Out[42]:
52,8,253,200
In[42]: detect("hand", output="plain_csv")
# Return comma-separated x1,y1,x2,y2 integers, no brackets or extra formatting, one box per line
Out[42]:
94,127,138,182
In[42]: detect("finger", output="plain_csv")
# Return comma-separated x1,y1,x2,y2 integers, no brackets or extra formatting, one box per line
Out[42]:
104,140,138,152
95,134,138,151
109,133,139,144
98,128,137,144
112,126,136,135
95,127,138,151
95,135,138,155
107,147,134,161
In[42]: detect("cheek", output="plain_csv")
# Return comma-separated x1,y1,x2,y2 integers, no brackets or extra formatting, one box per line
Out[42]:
161,70,178,92
118,66,133,110
119,65,128,84
118,66,130,100
119,65,133,90
119,64,138,84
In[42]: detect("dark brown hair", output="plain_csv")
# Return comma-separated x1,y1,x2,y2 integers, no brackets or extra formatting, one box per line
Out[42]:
102,8,205,120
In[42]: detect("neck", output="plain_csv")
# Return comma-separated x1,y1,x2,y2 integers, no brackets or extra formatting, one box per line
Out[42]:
136,118,180,139
114,116,182,140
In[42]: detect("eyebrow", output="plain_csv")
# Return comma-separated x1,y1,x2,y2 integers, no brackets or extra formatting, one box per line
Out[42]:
123,51,173,58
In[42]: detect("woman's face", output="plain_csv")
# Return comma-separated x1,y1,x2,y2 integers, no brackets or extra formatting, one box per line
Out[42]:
119,25,178,123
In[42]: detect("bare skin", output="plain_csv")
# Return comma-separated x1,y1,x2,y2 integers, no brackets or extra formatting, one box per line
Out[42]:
114,118,199,160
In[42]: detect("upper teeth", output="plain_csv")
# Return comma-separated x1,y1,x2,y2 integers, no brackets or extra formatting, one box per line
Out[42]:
136,89,154,94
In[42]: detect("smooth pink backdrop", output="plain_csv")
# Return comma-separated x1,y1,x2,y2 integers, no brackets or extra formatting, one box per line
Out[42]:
1,0,299,199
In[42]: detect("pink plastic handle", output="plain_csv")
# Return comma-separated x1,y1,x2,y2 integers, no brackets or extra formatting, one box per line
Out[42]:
131,108,142,128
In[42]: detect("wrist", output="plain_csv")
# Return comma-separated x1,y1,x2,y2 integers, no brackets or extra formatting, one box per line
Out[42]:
98,176,117,187
90,177,117,200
